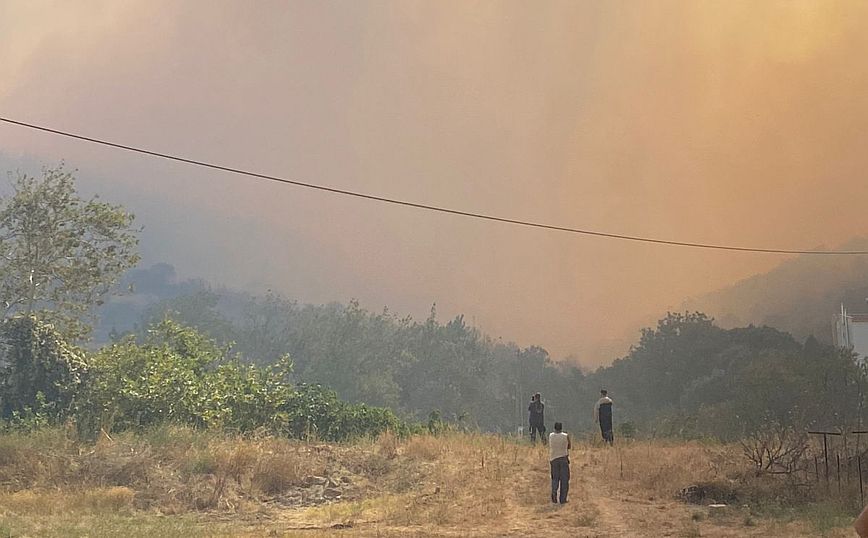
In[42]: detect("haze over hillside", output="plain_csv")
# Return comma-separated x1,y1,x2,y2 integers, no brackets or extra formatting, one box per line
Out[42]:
686,237,868,344
5,2,868,366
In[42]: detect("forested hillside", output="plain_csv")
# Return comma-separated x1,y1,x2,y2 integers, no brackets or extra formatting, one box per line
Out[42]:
687,237,868,342
103,268,867,439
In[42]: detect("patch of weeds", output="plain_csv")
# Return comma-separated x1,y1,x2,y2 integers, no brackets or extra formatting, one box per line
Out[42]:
185,450,218,475
801,502,854,534
750,499,854,533
251,454,303,495
351,452,392,478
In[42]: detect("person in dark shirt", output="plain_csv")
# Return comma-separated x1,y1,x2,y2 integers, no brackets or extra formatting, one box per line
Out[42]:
528,393,546,445
593,389,614,445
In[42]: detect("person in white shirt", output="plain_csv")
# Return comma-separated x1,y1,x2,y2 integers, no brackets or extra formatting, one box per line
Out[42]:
593,389,614,445
548,422,571,504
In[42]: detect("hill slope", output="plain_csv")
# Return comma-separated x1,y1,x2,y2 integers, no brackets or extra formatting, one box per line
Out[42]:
685,237,868,342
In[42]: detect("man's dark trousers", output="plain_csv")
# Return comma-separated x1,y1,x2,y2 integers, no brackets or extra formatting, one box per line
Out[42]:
598,401,614,445
550,456,570,503
602,427,614,444
599,420,614,445
530,422,546,444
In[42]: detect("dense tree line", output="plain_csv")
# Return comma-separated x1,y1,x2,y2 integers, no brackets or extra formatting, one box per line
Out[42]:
132,288,868,439
133,290,587,433
587,312,867,439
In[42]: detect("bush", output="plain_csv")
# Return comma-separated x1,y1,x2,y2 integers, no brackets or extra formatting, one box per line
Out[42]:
0,318,407,441
0,316,86,422
73,320,406,441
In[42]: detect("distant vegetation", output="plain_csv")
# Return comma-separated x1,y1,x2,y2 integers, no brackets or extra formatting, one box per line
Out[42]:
588,312,866,439
104,272,868,440
1,166,865,443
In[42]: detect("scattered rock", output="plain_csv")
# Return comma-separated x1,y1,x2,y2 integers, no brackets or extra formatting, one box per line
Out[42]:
678,482,739,505
323,487,342,499
304,476,329,487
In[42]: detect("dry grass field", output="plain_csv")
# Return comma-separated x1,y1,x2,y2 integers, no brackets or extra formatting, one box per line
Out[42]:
0,427,858,537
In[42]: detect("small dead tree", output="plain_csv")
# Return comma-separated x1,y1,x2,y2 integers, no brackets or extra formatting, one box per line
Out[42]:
741,422,808,475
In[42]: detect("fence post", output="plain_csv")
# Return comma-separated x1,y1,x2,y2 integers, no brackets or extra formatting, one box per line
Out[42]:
848,456,852,486
815,455,820,482
823,434,830,486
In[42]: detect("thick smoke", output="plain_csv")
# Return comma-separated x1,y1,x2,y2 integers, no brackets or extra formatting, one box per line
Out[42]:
2,1,867,364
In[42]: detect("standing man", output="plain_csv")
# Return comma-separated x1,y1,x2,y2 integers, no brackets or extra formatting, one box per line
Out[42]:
528,393,546,445
594,389,614,445
548,422,571,504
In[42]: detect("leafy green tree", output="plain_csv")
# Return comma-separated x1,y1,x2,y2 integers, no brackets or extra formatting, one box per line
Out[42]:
83,319,225,431
0,166,139,339
0,315,86,420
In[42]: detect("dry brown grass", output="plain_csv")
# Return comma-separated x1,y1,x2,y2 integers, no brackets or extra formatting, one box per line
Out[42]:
587,439,742,498
0,486,135,515
0,428,858,537
402,434,443,461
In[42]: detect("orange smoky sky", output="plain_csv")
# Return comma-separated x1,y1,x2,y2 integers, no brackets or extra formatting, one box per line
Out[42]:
2,1,868,365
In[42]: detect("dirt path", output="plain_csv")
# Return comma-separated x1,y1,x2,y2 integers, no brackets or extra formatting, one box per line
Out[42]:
284,446,699,537
591,492,640,537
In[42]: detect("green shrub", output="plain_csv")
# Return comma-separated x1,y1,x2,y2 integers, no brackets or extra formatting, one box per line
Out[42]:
71,319,405,441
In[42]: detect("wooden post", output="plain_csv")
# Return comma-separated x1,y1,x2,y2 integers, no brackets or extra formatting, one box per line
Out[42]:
848,456,853,486
815,455,820,482
808,431,843,488
618,447,624,480
837,453,841,494
823,434,830,485
859,455,864,507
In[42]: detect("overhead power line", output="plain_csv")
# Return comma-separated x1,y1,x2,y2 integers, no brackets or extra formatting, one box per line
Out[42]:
1,115,865,256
